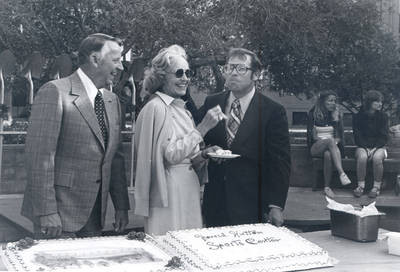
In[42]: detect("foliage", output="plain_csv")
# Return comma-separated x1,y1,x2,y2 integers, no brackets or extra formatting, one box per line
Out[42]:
229,0,400,113
0,0,400,116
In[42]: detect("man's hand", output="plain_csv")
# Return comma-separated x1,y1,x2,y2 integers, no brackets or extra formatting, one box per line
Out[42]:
113,210,129,233
40,213,62,238
267,207,284,227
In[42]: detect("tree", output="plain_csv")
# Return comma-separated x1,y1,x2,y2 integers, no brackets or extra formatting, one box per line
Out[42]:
1,0,400,116
0,0,237,93
229,0,400,113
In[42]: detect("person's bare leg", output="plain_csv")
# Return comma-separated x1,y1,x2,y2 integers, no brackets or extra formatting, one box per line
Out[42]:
369,149,386,198
354,148,367,197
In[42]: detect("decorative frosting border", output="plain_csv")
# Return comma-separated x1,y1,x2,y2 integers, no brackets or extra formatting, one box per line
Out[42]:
163,223,332,270
1,234,178,272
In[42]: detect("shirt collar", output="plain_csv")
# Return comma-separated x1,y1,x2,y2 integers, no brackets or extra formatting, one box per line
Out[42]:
77,68,102,107
227,86,255,115
156,91,186,107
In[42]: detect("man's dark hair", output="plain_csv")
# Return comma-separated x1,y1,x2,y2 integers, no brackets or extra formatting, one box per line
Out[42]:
78,33,123,65
227,48,262,73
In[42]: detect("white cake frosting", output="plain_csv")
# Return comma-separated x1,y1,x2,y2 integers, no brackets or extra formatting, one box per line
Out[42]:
2,225,333,272
1,235,178,272
162,223,333,272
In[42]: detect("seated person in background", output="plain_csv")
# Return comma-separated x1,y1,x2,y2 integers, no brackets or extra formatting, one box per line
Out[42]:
307,90,351,198
352,90,389,198
134,44,222,235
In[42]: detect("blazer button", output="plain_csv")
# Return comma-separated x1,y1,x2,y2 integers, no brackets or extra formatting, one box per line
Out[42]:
189,166,193,170
96,179,101,183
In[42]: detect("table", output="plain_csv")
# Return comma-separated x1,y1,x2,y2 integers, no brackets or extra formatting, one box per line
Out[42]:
302,230,400,271
1,230,399,271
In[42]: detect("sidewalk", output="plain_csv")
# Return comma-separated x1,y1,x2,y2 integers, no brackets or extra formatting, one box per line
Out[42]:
1,187,399,241
284,187,400,231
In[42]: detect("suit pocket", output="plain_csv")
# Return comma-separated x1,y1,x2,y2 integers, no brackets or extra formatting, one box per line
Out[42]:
54,172,74,188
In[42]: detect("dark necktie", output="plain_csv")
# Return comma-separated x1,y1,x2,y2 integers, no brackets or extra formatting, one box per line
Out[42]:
95,91,108,149
227,99,241,147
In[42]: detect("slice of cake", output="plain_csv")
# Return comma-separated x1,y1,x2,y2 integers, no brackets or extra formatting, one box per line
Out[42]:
1,234,182,272
162,223,333,272
215,149,232,156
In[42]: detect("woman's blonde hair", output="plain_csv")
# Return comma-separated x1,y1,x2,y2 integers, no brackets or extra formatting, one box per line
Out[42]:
142,45,188,94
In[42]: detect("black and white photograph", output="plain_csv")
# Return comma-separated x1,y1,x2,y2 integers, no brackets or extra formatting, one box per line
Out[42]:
0,0,400,271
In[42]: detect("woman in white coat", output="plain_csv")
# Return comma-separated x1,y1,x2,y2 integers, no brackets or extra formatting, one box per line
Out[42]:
134,45,224,235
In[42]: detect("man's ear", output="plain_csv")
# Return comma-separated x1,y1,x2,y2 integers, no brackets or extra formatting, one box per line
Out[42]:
252,70,261,81
89,52,101,67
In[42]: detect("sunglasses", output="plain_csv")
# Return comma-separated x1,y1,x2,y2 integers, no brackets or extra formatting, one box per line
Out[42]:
172,69,194,78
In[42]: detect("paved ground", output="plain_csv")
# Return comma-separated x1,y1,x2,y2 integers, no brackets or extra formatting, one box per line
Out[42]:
0,190,144,235
1,187,399,239
285,187,400,231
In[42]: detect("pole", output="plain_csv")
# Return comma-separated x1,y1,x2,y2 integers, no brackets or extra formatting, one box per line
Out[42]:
0,68,4,183
129,76,136,189
27,70,34,105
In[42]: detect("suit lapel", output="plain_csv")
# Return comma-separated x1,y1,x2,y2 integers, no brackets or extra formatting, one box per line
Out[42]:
70,72,105,151
215,91,230,148
231,91,260,148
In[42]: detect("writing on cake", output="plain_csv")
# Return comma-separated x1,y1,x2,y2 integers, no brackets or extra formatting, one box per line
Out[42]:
195,229,280,250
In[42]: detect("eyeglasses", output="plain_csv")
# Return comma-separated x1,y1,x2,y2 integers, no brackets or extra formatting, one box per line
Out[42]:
223,64,253,75
171,69,194,78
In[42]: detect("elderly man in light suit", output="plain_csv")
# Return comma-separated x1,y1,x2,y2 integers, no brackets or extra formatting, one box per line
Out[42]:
21,33,130,238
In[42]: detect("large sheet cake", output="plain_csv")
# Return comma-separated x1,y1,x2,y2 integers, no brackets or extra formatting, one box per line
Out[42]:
2,223,333,271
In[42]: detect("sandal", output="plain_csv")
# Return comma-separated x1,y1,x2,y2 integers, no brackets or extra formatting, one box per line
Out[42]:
353,186,364,198
368,187,380,198
324,187,335,198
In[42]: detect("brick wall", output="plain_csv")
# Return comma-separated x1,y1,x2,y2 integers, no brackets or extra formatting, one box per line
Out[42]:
1,145,27,194
0,142,318,194
0,143,133,194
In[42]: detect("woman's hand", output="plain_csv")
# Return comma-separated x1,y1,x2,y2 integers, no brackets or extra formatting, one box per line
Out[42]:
201,145,222,159
201,145,227,164
312,126,318,141
332,107,339,121
197,106,227,137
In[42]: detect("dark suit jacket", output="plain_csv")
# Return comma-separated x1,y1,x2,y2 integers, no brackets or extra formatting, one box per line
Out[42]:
21,71,130,232
201,90,291,227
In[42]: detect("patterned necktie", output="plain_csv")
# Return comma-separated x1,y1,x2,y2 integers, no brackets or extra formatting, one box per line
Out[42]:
227,99,241,147
95,91,108,149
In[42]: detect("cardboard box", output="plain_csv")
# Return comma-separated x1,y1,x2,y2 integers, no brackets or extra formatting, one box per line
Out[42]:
330,210,381,242
386,232,400,256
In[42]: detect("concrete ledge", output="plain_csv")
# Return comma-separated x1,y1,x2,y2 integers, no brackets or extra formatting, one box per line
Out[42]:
0,190,144,242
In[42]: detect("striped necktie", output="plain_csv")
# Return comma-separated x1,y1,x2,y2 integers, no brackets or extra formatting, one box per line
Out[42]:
227,99,241,147
95,90,108,149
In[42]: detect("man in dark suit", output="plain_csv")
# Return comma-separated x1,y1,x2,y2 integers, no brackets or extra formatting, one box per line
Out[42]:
21,33,130,238
201,48,291,227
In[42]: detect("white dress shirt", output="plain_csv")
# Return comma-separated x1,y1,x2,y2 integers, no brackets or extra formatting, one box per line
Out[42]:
76,68,103,108
225,87,255,128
